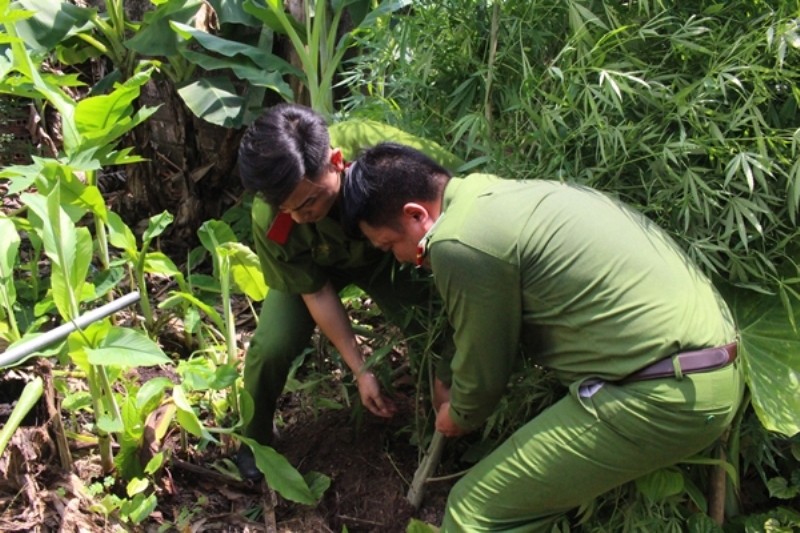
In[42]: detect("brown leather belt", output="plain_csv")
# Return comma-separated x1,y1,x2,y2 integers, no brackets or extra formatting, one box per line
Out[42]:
624,342,737,383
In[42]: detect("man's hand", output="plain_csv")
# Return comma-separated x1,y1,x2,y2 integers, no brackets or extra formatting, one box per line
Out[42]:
356,371,397,418
435,401,467,437
432,377,450,412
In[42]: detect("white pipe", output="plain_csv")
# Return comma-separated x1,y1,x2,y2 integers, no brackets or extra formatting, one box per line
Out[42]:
0,291,141,368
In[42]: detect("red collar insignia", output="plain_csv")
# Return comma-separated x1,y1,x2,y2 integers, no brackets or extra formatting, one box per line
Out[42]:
266,212,294,245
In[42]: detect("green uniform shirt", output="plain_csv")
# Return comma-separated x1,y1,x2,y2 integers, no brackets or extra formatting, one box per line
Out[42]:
253,119,462,294
428,174,736,431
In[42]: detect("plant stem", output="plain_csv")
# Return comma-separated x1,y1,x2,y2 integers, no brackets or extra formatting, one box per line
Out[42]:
87,366,115,473
220,257,240,415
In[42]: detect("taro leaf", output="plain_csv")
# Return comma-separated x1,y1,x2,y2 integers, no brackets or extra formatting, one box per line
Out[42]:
635,467,684,501
13,0,94,50
238,435,327,504
86,327,170,367
722,284,800,437
218,242,267,301
177,77,244,128
124,0,203,57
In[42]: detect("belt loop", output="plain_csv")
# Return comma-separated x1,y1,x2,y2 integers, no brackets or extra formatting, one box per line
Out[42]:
672,356,684,381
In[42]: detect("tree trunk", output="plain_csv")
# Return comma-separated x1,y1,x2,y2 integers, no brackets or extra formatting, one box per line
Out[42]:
118,78,243,255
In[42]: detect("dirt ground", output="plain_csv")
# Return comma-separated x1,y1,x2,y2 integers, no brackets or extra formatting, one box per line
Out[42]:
0,361,456,533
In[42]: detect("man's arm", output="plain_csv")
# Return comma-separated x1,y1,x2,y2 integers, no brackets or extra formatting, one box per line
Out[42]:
430,241,522,434
302,281,397,418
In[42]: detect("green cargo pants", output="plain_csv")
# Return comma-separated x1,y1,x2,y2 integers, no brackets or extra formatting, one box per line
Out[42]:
242,260,433,444
441,360,743,532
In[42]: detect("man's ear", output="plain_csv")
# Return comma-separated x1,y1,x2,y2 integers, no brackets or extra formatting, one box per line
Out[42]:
403,202,429,222
329,148,345,171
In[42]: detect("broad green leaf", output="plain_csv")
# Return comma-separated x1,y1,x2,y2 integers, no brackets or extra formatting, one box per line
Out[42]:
198,219,238,277
106,211,138,256
143,211,174,243
66,320,112,372
238,436,324,504
74,70,160,157
143,252,181,278
124,0,203,56
144,451,166,475
635,467,684,501
127,478,149,497
177,48,295,98
96,414,125,433
13,0,94,51
74,85,139,136
121,493,157,525
56,168,108,222
198,219,237,252
86,327,171,367
177,77,244,127
767,477,800,500
177,356,217,391
723,285,800,437
172,384,214,441
218,242,267,301
171,22,298,72
136,377,173,412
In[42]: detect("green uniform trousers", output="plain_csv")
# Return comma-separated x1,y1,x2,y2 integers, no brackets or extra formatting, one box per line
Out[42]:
242,261,432,444
442,360,744,532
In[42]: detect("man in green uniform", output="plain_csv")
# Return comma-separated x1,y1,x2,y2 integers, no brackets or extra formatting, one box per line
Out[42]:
341,143,744,531
235,105,460,480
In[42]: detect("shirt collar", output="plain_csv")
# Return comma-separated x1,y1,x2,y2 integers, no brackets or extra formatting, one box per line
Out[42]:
415,211,446,267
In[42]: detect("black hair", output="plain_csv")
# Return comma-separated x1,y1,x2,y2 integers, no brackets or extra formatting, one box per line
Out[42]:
237,103,330,206
342,142,451,236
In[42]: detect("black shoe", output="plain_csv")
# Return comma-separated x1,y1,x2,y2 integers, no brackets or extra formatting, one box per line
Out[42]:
235,445,264,482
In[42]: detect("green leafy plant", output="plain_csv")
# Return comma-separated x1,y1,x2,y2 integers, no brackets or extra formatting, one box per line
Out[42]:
0,215,21,342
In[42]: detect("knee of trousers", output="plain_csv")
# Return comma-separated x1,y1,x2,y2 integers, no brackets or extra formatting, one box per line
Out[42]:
246,328,310,368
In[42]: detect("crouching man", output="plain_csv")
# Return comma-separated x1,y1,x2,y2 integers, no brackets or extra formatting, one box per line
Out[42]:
341,143,743,532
